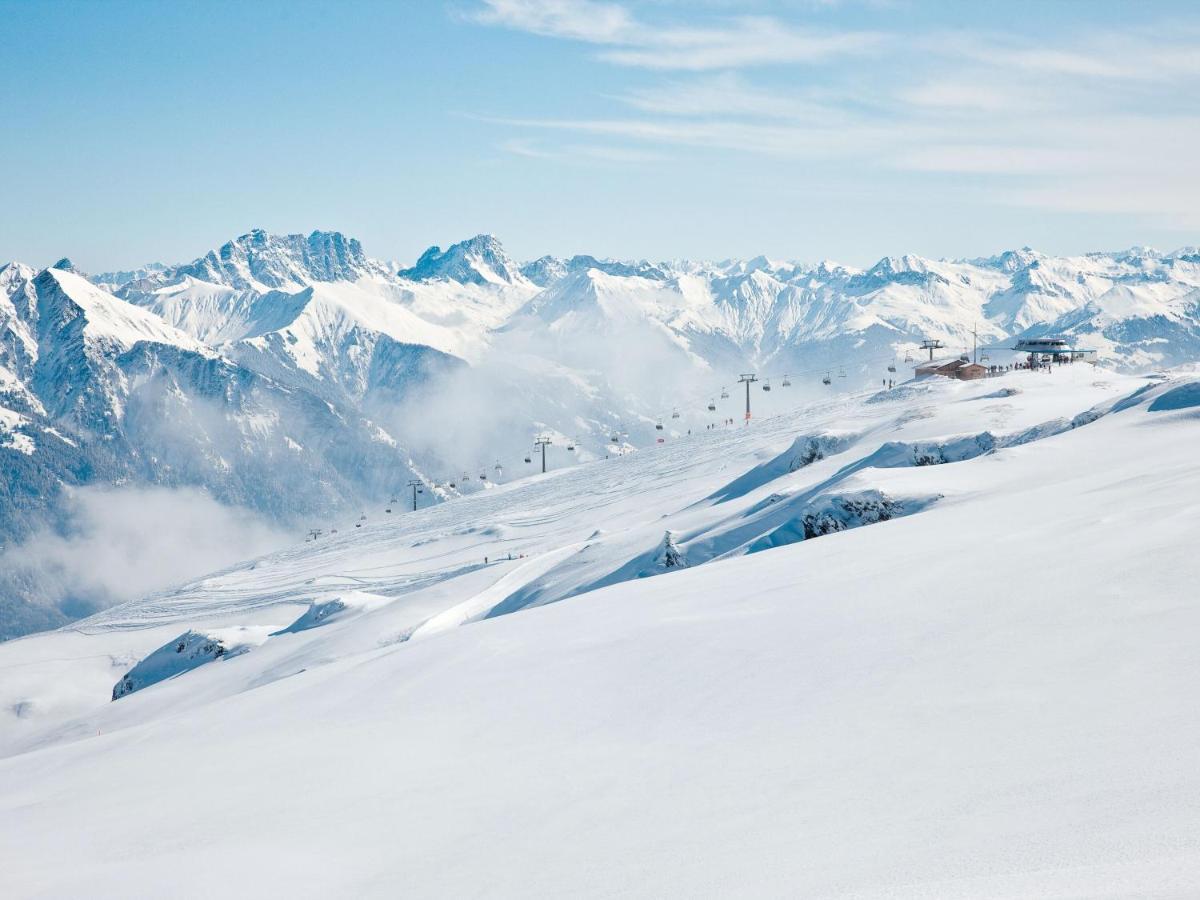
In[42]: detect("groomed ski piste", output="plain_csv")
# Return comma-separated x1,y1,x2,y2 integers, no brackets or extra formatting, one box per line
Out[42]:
3,363,1200,897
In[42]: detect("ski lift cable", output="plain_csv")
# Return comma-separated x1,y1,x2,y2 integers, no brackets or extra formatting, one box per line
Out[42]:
646,348,918,423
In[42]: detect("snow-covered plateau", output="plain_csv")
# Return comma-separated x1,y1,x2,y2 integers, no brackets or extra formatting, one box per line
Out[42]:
5,230,1200,636
3,362,1199,897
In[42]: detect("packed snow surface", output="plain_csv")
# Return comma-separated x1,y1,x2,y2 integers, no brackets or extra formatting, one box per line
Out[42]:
2,365,1199,897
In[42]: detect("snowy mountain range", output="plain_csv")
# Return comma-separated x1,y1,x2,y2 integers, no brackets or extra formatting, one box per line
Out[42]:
4,228,1200,635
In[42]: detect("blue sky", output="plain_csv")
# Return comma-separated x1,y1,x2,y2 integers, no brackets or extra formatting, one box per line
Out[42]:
3,0,1198,270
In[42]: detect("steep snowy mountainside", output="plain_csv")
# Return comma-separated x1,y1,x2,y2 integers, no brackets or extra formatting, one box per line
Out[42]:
37,266,211,355
0,262,41,413
2,365,1198,896
0,263,435,637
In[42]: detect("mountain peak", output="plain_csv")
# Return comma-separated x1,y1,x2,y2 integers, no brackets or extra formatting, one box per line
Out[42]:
51,257,82,275
166,229,378,290
400,234,525,286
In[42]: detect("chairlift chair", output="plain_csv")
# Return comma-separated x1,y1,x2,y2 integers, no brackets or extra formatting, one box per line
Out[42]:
887,360,897,373
782,375,791,387
655,419,664,431
707,399,716,411
838,366,846,378
822,373,832,386
671,408,680,419
720,387,729,399
762,379,771,392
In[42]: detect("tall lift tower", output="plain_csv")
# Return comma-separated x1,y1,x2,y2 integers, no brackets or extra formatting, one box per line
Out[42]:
738,373,758,423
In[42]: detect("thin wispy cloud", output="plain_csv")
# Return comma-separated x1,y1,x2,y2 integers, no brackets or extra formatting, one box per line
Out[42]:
468,1,1200,228
472,0,884,70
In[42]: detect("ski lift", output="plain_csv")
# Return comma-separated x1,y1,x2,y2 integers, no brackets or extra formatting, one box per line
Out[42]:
707,399,716,412
887,360,897,373
762,379,771,392
838,366,846,378
385,507,392,514
495,462,503,476
981,351,991,362
449,479,457,488
331,528,338,534
904,351,913,363
524,453,532,463
359,514,367,521
782,375,791,387
567,438,577,451
671,408,680,419
479,472,487,480
720,387,729,399
655,419,664,431
822,372,832,386
355,523,362,528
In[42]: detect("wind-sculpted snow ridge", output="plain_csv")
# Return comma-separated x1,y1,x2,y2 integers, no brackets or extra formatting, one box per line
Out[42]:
274,591,394,634
743,489,933,553
707,430,861,503
111,626,273,699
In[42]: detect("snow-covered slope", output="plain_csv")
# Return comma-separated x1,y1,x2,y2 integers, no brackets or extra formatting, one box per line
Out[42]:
2,365,1198,896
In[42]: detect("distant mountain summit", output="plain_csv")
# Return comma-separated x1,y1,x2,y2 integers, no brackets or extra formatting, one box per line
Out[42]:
142,229,385,292
400,234,526,286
